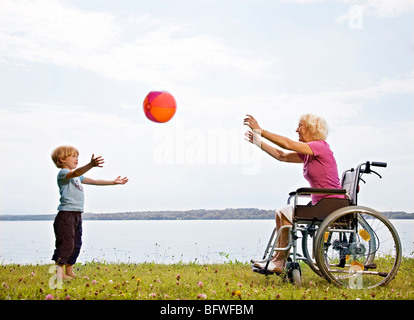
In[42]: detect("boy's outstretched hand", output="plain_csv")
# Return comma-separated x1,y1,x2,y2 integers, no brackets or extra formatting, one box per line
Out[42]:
90,154,104,168
114,176,129,185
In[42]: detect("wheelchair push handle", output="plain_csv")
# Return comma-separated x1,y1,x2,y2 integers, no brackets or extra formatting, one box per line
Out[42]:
371,161,387,168
360,161,387,179
361,161,387,171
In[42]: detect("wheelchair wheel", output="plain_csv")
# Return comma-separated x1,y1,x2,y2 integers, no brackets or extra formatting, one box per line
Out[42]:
314,206,401,289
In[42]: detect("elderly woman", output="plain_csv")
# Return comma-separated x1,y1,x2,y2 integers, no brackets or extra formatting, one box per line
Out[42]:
243,113,343,273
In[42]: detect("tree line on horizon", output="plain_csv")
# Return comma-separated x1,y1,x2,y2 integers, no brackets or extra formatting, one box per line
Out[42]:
0,208,413,220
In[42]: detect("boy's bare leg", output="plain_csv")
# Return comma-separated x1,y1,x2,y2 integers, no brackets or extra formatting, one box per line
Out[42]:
65,264,77,278
56,264,73,280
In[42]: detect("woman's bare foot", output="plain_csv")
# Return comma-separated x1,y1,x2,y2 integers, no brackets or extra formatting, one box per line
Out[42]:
253,259,285,274
271,259,285,270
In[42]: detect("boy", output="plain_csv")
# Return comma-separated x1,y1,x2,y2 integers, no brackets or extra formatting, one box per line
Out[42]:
51,145,128,280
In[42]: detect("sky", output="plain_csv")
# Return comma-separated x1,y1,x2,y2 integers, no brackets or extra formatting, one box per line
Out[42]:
0,0,413,215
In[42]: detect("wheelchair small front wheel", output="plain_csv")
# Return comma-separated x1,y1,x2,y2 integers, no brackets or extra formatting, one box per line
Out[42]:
314,206,401,289
285,261,302,287
291,269,301,287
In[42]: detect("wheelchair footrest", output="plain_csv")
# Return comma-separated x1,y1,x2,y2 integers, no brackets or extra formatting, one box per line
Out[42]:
251,264,277,276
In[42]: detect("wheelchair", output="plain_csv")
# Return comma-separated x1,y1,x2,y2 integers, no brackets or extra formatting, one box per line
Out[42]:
252,161,402,289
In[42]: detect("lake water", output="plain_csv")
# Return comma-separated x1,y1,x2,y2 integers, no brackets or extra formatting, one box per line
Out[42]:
0,219,412,265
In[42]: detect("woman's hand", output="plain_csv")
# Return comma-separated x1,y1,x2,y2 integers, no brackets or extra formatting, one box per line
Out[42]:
244,128,262,148
244,114,262,148
244,131,254,144
243,114,262,133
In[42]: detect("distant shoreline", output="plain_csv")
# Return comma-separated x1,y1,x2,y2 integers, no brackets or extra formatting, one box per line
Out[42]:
1,208,413,221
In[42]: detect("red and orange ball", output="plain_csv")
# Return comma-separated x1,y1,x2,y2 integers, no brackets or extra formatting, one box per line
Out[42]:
143,91,177,123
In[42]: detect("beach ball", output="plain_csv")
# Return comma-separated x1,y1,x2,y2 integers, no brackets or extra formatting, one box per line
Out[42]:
143,91,177,123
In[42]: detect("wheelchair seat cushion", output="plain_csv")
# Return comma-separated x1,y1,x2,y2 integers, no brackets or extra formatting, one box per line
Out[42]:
294,198,351,222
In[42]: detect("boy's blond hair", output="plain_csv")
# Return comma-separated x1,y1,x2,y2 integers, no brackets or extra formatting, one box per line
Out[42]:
51,145,79,169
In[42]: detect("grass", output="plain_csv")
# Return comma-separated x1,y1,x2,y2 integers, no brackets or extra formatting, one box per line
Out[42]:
1,258,413,300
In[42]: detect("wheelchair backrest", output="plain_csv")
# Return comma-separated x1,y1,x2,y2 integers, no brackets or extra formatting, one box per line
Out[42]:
341,169,358,205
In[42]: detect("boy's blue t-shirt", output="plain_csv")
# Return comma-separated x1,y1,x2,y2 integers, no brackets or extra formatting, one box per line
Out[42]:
57,168,85,212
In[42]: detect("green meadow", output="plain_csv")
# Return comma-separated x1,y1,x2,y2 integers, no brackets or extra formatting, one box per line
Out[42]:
1,258,413,300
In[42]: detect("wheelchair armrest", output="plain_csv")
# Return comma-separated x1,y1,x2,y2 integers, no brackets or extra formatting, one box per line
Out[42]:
294,187,347,195
288,188,347,205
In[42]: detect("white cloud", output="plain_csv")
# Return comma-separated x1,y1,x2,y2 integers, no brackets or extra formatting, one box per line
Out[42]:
0,0,120,59
280,0,414,17
337,0,414,24
315,73,414,106
363,0,414,18
280,0,414,16
0,0,278,88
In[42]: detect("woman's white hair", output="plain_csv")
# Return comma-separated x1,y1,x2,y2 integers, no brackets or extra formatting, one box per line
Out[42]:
300,113,329,141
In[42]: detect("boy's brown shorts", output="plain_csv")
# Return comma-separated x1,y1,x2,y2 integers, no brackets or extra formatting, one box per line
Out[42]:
51,211,82,265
